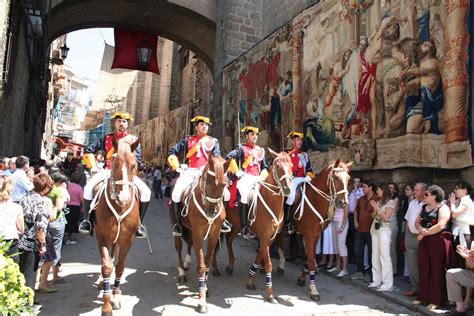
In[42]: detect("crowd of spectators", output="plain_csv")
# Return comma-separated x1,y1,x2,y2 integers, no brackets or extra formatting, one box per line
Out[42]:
0,154,87,307
313,176,474,314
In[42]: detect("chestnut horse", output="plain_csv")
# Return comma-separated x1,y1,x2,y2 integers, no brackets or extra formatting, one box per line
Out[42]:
245,150,293,303
174,156,231,314
275,159,352,301
93,136,140,316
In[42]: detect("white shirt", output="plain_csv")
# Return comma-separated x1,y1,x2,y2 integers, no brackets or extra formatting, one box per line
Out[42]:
349,188,364,214
404,199,425,234
0,200,22,239
453,195,474,236
12,169,33,202
153,169,162,181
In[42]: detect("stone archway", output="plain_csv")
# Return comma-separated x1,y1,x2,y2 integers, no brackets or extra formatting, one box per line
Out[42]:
47,0,216,70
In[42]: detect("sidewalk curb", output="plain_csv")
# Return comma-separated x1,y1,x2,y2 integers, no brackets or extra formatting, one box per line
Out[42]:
319,270,438,316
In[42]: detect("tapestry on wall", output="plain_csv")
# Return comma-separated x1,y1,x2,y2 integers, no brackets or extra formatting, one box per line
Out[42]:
222,24,294,154
223,0,472,171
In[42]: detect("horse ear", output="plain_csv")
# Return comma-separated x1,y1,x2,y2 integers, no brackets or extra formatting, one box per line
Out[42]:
268,148,278,157
223,159,232,173
131,138,140,152
334,158,341,167
346,161,354,168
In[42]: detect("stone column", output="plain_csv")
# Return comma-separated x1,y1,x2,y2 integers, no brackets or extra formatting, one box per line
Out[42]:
291,19,304,131
443,0,470,143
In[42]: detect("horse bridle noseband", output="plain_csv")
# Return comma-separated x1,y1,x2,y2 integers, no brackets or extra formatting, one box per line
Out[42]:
260,157,292,195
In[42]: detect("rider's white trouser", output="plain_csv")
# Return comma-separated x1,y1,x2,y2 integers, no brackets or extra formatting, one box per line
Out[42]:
285,176,306,205
83,169,151,202
172,168,231,203
236,174,261,204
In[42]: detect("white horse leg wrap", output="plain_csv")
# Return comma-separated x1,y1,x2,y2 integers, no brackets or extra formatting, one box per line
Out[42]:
309,284,319,295
183,254,191,269
178,267,185,277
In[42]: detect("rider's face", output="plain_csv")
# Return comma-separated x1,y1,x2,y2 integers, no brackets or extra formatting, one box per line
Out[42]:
292,137,303,149
115,119,128,133
246,132,258,144
196,122,209,135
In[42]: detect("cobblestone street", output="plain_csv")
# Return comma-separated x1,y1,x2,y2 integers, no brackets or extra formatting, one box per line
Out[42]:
37,197,413,315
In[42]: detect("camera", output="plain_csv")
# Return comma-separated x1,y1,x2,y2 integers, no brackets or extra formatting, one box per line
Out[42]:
374,222,381,230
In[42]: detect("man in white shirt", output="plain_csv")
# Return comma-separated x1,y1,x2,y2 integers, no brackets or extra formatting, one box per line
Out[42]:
347,177,364,263
11,156,33,202
403,182,427,297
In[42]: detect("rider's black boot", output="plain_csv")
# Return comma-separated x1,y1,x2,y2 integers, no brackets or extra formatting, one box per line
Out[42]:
240,203,255,239
136,201,149,238
171,202,182,237
284,203,295,234
79,199,92,235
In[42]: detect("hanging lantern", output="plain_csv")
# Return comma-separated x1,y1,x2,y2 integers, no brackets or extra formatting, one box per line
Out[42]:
137,40,152,69
60,44,70,59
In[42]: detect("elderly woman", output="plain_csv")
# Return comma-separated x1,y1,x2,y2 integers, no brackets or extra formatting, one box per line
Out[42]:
369,183,397,291
0,175,24,261
18,173,53,291
415,185,454,310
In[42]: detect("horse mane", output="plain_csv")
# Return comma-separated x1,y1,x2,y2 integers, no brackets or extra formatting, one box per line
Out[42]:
114,138,136,174
210,156,227,185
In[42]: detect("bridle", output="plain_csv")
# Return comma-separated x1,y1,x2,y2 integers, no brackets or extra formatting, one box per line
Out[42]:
294,165,349,224
185,164,227,240
259,157,292,196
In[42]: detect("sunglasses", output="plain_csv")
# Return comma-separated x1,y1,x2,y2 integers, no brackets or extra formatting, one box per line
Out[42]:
424,193,432,197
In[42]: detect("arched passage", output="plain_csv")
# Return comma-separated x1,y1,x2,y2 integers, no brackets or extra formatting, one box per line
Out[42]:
47,0,216,70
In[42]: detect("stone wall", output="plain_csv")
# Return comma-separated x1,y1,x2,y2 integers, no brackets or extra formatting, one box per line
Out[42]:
0,8,31,156
213,0,321,141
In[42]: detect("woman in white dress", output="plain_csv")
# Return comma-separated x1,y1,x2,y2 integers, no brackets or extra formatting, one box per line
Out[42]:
449,181,474,249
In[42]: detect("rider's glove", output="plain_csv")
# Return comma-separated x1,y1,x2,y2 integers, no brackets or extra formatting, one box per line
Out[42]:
305,175,312,183
236,170,244,178
167,155,180,171
228,158,239,174
260,169,269,181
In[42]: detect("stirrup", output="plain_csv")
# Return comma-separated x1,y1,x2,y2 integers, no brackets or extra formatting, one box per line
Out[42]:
136,224,147,239
286,223,295,235
242,227,256,239
172,224,182,237
220,220,232,234
78,220,91,235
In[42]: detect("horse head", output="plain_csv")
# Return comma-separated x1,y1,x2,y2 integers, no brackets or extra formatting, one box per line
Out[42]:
201,156,231,213
110,135,138,207
268,148,293,196
329,158,352,209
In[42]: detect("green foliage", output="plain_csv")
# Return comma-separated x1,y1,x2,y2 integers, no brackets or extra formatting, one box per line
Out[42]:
0,237,34,315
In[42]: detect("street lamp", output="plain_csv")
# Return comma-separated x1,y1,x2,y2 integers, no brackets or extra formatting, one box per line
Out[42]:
137,40,152,69
60,44,70,59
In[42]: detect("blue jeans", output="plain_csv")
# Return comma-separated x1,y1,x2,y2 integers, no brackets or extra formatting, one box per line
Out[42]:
48,216,66,266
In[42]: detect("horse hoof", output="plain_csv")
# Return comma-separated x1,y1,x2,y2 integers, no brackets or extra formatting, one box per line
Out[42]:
310,294,320,301
297,278,305,287
247,284,256,291
197,303,208,314
101,311,113,316
266,296,278,304
277,267,284,275
111,301,121,310
212,269,221,277
178,275,187,283
226,266,233,275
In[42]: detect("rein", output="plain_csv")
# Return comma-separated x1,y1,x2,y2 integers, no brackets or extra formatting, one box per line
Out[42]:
294,166,349,224
90,175,137,244
183,166,226,240
248,158,291,240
